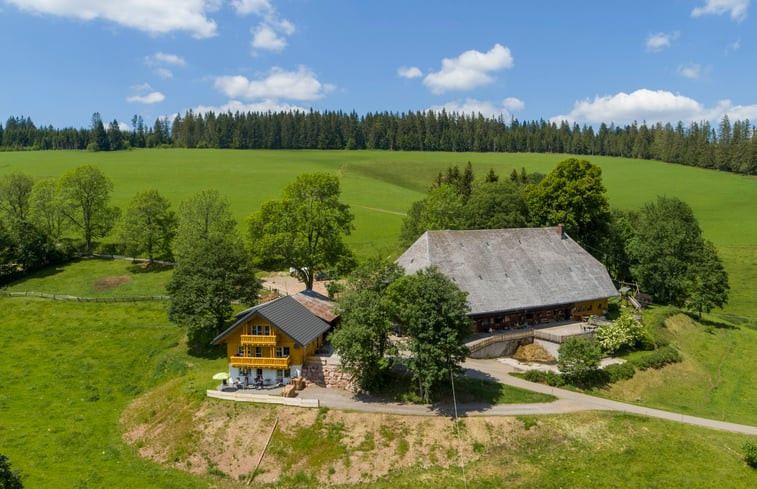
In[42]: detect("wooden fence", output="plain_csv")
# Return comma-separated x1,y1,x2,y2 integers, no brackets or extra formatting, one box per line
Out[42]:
0,290,170,302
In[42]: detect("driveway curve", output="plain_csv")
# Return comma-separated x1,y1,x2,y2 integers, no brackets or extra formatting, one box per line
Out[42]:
298,358,757,436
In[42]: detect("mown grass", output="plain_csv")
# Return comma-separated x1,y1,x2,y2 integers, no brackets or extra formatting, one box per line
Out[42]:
0,297,224,489
4,257,172,297
599,307,757,426
2,148,755,255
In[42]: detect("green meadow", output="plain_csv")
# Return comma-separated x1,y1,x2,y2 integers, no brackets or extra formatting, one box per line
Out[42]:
1,148,755,316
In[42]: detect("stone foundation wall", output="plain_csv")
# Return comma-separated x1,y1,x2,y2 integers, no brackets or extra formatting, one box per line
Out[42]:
301,361,354,390
469,336,534,359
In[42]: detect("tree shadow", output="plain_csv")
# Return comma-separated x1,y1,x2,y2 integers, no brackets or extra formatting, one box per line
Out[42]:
187,342,226,360
683,312,738,330
127,262,174,274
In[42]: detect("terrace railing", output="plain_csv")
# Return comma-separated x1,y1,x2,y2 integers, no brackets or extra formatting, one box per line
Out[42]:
240,334,277,346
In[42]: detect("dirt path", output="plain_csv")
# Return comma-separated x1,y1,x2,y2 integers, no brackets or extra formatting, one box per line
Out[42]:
298,358,757,435
261,274,329,296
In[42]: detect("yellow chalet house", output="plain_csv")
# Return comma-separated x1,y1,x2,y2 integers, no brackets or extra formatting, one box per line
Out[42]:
211,290,337,386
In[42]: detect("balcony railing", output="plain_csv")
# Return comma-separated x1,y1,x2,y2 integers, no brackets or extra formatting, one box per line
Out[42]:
240,334,277,346
230,356,290,369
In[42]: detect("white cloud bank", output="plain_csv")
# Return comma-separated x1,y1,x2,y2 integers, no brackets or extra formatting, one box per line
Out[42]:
692,0,749,22
194,99,307,115
233,0,296,52
551,88,757,125
5,0,219,37
428,97,524,118
646,32,678,52
397,66,423,79
214,66,333,101
423,43,514,94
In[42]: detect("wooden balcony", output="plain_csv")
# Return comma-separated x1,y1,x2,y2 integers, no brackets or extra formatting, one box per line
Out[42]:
230,356,290,369
240,334,277,346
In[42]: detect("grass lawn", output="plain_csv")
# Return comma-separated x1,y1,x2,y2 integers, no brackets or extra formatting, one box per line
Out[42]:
0,298,226,488
598,307,757,426
4,257,172,298
1,148,755,314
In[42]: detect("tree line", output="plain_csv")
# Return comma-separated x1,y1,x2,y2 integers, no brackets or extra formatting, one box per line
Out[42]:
2,110,756,174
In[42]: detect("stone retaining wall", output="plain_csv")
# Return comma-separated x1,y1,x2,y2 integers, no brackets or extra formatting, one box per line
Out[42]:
301,361,354,389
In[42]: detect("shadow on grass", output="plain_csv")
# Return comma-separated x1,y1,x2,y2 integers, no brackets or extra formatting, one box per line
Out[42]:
187,342,226,360
127,262,174,274
683,312,738,330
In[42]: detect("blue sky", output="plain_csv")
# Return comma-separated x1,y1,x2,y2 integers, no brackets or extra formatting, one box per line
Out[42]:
1,0,755,130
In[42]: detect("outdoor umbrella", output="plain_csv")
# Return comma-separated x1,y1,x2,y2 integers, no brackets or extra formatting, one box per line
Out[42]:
212,372,229,380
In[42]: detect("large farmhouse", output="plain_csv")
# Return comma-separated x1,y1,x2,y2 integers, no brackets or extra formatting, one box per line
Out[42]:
211,290,337,386
396,226,618,332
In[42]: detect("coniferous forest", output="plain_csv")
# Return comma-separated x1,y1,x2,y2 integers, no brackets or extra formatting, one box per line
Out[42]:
1,109,756,174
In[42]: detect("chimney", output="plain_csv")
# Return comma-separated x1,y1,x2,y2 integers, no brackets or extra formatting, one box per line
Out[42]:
557,223,565,239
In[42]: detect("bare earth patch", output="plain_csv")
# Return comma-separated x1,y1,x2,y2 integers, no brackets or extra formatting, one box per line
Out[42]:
121,386,525,486
94,275,132,291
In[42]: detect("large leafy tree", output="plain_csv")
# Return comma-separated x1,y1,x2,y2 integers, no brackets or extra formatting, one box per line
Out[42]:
58,165,118,255
384,267,471,403
167,235,259,350
463,179,529,229
525,158,611,250
116,189,176,262
329,258,404,391
173,189,236,261
29,178,68,240
628,196,713,306
248,173,354,290
0,172,34,221
684,240,730,319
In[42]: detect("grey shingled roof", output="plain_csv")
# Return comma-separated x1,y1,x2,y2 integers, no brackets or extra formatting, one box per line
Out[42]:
396,228,618,316
212,295,331,346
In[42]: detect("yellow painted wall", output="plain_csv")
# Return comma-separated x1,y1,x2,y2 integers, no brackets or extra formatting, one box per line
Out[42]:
571,299,609,319
222,313,315,364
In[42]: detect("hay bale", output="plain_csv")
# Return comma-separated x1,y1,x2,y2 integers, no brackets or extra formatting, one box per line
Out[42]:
512,343,555,363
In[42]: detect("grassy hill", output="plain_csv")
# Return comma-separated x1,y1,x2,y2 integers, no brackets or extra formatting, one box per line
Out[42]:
1,148,755,315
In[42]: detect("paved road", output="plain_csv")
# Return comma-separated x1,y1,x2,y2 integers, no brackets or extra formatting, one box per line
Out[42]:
299,358,757,436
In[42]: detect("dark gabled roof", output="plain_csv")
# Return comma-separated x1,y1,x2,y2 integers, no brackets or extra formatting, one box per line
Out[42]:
212,294,331,346
396,227,619,315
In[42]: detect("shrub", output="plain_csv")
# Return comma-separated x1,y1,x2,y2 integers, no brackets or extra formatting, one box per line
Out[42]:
544,371,565,387
524,370,546,383
743,441,757,468
558,337,602,377
630,346,682,371
595,311,646,354
604,362,635,383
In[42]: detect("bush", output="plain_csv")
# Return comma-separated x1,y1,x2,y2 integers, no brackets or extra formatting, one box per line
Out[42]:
524,370,546,383
604,362,635,383
544,371,565,387
743,441,757,468
558,337,602,377
629,346,682,371
595,311,646,354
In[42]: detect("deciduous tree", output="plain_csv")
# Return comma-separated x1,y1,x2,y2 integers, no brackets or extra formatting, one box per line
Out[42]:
557,337,602,380
526,158,611,250
384,267,471,402
248,173,354,290
173,189,236,261
684,240,730,319
58,165,118,255
0,172,34,221
116,189,176,262
330,258,404,391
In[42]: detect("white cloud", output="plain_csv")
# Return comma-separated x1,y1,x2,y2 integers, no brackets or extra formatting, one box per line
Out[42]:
231,0,272,16
5,0,218,37
427,97,522,118
117,121,131,132
678,63,703,79
551,88,757,125
194,99,307,115
397,66,423,79
155,68,173,79
503,97,525,112
127,92,165,104
147,52,186,66
646,32,679,52
214,66,333,101
423,43,514,94
692,0,749,22
252,23,287,51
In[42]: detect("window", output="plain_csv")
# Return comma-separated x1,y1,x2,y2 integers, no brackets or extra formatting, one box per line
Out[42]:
237,346,244,356
275,347,290,358
277,368,291,378
255,347,262,357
